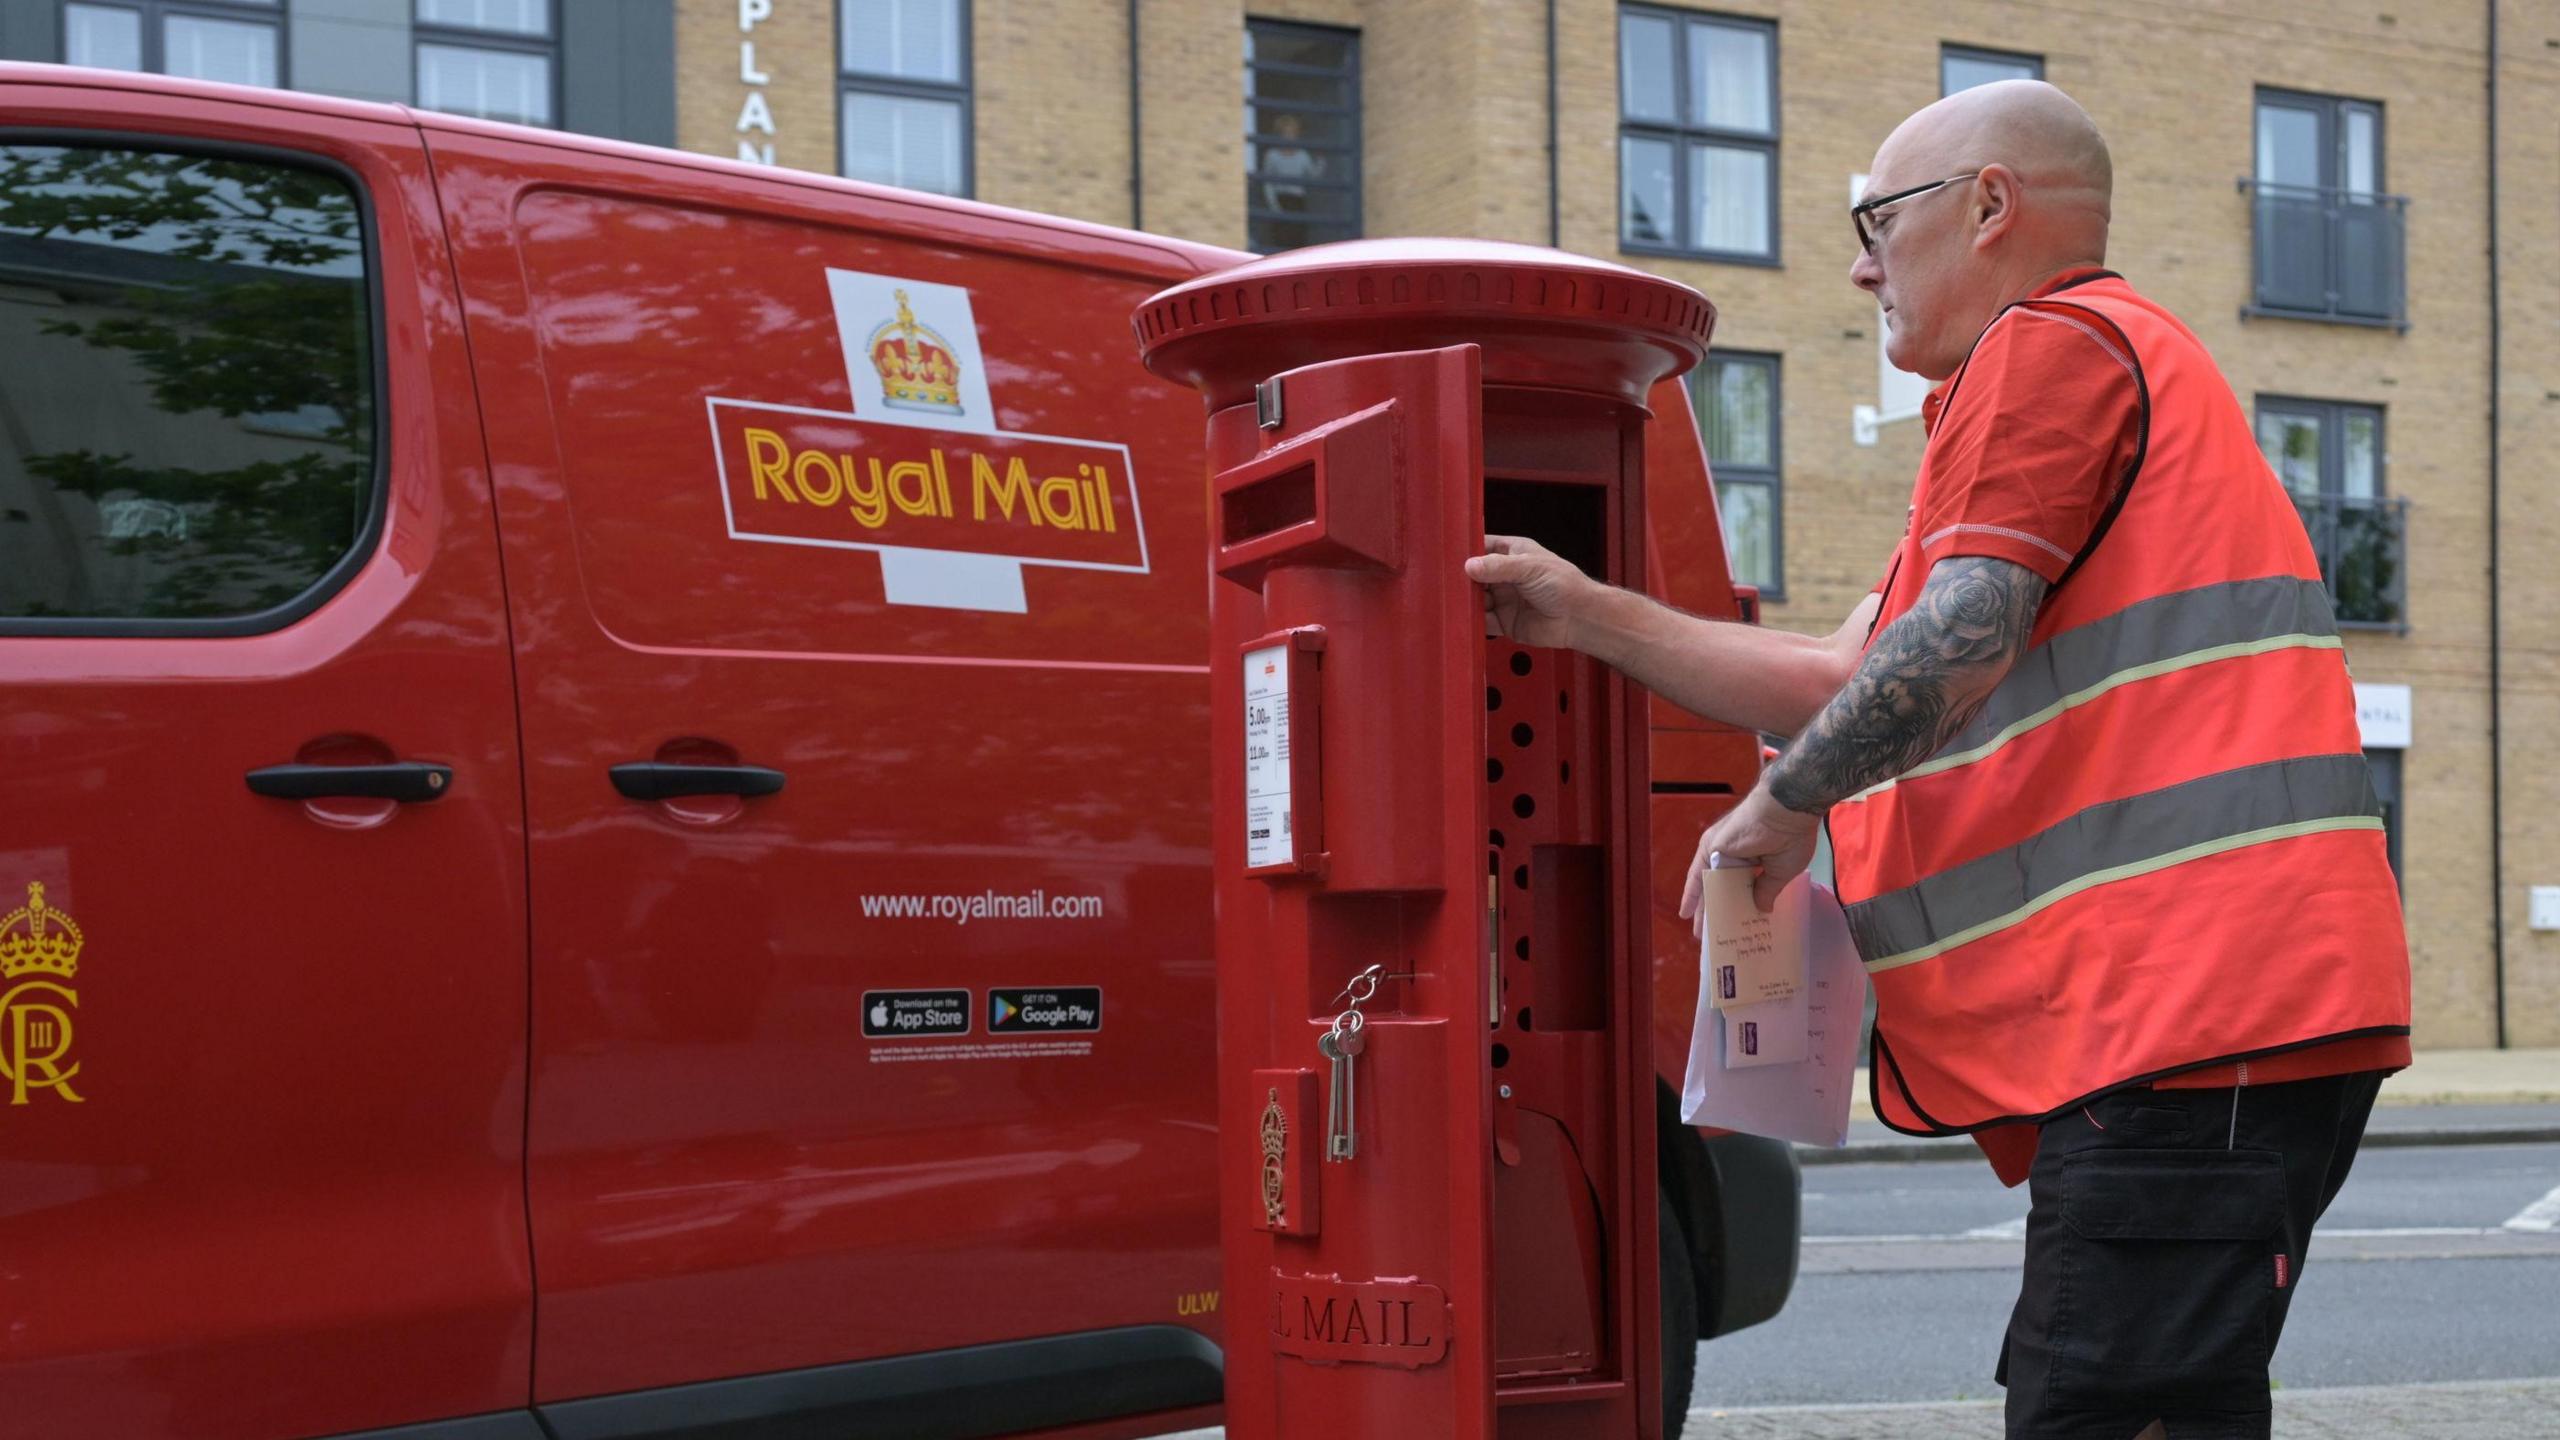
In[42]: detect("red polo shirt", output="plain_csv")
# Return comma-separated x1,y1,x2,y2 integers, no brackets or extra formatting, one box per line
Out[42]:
1901,266,2142,592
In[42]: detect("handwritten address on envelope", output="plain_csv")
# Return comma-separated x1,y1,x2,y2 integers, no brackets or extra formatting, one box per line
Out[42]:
1700,867,1804,1011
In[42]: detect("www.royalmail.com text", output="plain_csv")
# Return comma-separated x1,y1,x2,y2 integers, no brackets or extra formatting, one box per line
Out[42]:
857,890,1106,925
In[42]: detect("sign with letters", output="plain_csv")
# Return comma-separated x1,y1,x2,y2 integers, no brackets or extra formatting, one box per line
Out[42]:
2354,683,2411,750
1268,1271,1449,1367
706,269,1149,613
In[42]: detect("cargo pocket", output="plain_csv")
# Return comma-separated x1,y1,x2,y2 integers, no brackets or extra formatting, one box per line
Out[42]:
2047,1148,2287,1415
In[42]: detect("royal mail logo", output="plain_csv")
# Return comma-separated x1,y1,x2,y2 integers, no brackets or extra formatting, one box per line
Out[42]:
1,882,84,1106
870,289,963,415
705,268,1149,614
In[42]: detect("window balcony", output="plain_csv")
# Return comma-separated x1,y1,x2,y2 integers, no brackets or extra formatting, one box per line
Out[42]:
2238,179,2407,330
2294,493,2409,632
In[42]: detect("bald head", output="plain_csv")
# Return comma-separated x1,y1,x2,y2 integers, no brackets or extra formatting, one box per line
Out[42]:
1852,81,2115,380
1871,80,2112,259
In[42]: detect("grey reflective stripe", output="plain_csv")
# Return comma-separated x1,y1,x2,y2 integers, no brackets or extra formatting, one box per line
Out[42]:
1844,577,2343,803
1849,753,2384,973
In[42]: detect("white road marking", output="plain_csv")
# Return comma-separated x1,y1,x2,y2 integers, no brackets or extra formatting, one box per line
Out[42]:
1807,1223,2560,1245
2504,1182,2560,1233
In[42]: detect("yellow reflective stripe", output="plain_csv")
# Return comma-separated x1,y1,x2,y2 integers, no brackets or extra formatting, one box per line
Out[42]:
1862,814,2385,975
1841,633,2345,806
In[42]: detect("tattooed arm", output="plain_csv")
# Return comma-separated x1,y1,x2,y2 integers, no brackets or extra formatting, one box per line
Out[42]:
1765,555,2049,814
1682,555,2048,915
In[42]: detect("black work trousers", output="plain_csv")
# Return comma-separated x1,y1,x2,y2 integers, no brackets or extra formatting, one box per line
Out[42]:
1995,1068,2385,1440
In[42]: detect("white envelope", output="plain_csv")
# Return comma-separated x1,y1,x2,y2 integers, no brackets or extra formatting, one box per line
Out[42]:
1723,995,1811,1068
1680,877,1868,1147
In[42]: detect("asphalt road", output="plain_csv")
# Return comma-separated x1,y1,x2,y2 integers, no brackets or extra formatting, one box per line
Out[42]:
1693,1140,2560,1409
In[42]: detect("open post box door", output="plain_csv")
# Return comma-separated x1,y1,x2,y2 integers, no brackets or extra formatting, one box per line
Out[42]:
1211,343,1495,1434
1137,240,1714,1440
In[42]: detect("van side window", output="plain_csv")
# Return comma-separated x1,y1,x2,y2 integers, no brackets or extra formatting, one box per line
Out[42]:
0,144,376,626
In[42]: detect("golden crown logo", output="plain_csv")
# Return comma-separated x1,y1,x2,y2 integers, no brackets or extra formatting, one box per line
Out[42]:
868,289,965,415
1,881,83,1105
1260,1087,1289,1228
0,882,80,982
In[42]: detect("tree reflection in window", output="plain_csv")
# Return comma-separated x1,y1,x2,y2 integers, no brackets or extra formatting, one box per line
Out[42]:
0,145,373,623
2255,396,2400,628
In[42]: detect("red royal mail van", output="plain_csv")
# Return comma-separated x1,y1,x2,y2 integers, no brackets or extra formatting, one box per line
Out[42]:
0,64,1795,1440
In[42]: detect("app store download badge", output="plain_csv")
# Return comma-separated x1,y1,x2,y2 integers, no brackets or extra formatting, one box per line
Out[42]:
988,987,1103,1034
863,989,971,1039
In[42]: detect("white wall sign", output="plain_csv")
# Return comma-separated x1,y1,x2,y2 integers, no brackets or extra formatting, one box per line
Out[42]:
2529,887,2560,933
2355,682,2412,750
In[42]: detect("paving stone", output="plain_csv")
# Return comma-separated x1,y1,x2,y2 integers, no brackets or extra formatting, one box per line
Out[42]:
1163,1377,2560,1438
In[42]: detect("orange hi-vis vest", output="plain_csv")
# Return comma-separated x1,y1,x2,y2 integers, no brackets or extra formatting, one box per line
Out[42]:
1830,276,2413,1138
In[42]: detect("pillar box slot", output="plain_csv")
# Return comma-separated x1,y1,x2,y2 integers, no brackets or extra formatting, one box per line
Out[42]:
1224,462,1318,546
1215,400,1400,588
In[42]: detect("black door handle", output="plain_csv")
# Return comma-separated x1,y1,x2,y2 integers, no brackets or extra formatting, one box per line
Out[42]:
610,763,786,802
246,762,452,803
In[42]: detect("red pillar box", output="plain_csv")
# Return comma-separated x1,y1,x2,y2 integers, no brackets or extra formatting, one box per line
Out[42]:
1134,241,1714,1440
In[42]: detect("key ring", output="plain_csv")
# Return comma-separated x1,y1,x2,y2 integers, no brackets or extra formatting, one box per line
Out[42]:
1331,963,1412,1008
1334,966,1381,1007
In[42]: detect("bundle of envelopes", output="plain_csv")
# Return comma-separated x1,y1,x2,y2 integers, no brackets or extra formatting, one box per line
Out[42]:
1679,863,1867,1148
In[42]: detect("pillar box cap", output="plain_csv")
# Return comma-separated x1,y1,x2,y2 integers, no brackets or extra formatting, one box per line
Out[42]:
1133,238,1716,411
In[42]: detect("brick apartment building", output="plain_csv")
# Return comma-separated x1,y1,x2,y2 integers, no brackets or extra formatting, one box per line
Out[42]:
5,0,2551,1049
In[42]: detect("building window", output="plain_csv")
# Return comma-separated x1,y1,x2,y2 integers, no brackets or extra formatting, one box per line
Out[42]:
1694,353,1780,597
1941,44,2039,95
0,142,378,628
2363,748,2403,886
839,0,970,197
1245,19,1360,254
1618,6,1776,263
414,0,555,127
64,1,283,88
2248,89,2404,327
2255,396,2404,630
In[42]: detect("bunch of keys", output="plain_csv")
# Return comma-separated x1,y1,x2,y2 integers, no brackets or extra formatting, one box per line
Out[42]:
1320,964,1402,1163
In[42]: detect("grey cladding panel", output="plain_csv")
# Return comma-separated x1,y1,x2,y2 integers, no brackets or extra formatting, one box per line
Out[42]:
0,3,65,63
291,0,413,105
563,0,675,148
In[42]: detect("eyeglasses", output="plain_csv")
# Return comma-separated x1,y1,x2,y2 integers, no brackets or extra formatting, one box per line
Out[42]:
1851,171,1984,255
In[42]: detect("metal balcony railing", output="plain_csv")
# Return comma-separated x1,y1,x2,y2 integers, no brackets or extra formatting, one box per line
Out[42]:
2238,179,2409,329
2293,493,2409,631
